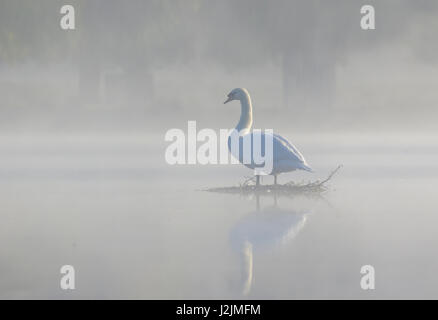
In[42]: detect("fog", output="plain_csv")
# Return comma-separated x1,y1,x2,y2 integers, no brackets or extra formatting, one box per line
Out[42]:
0,1,438,299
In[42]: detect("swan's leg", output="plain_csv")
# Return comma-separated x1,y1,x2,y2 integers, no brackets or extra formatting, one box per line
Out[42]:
274,175,277,185
256,175,260,187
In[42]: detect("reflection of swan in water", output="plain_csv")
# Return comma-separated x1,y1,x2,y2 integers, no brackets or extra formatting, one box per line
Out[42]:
229,193,308,295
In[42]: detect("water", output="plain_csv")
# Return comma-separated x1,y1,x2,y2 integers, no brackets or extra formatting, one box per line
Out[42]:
0,131,437,299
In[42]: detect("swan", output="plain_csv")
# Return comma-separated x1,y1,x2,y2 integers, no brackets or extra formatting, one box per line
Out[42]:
224,88,312,186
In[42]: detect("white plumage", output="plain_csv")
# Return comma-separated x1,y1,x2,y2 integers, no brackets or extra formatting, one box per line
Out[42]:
224,88,312,184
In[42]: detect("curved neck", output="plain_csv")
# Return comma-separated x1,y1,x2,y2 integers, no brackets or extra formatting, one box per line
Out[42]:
236,92,253,134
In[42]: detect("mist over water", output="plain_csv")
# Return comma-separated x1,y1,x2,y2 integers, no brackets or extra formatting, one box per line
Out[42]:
0,1,438,299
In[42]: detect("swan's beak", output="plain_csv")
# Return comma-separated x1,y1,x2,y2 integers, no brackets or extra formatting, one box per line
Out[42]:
224,96,232,104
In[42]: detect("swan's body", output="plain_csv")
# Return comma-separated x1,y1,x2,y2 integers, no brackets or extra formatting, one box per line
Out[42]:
224,88,312,184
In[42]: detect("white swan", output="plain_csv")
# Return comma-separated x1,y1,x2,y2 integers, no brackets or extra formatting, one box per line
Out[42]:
224,88,312,185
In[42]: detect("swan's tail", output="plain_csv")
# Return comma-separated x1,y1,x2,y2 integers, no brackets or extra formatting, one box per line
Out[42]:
299,163,313,173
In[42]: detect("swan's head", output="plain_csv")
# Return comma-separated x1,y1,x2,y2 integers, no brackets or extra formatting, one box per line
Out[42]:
224,88,248,104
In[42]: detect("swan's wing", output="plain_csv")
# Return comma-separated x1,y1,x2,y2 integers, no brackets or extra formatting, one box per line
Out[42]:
227,132,311,171
271,133,307,163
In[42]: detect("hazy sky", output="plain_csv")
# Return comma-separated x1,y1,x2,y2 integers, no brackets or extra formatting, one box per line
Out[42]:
0,1,437,131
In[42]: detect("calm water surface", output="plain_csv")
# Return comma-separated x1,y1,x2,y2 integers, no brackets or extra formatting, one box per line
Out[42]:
0,132,437,299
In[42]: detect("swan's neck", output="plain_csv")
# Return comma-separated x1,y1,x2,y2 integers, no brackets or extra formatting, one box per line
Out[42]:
236,92,253,135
